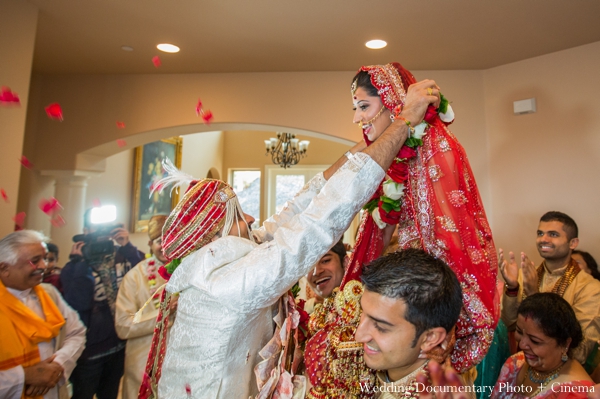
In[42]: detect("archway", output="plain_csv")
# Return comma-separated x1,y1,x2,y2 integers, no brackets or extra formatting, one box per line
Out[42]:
40,124,355,259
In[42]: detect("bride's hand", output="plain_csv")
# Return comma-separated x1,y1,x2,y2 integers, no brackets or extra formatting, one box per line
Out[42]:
401,79,440,126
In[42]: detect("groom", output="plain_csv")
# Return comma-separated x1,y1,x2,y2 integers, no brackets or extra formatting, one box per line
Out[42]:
148,79,441,399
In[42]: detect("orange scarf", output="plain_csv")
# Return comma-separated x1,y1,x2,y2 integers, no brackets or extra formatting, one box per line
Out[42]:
0,280,65,395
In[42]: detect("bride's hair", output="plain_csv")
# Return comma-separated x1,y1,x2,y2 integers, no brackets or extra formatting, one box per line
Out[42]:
351,70,378,97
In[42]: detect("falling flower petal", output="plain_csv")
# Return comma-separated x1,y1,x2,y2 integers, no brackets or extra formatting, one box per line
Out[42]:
13,212,26,228
50,215,66,227
92,198,102,208
45,103,63,121
116,121,126,129
39,197,63,215
152,56,161,68
19,155,33,169
185,384,191,397
195,99,203,116
0,87,20,105
1,189,8,202
117,139,127,148
201,110,213,125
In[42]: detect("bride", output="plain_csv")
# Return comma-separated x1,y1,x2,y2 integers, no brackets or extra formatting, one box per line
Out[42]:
304,62,500,398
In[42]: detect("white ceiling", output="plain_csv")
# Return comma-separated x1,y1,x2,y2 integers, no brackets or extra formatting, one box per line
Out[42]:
27,0,600,74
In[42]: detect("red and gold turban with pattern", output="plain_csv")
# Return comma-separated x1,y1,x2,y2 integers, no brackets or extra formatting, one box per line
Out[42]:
161,179,237,259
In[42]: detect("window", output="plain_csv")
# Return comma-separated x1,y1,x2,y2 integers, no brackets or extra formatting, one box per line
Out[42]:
230,170,261,225
266,165,362,246
265,165,328,217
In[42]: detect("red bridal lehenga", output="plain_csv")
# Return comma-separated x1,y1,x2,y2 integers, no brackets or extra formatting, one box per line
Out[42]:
304,63,499,398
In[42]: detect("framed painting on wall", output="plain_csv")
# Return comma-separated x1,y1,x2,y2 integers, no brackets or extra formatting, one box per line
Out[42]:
131,136,183,233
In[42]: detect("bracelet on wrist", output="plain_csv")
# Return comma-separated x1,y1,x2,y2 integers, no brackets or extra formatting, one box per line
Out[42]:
505,284,519,297
396,116,415,137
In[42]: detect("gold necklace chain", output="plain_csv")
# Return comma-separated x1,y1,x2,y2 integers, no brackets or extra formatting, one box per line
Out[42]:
358,105,387,129
523,259,580,300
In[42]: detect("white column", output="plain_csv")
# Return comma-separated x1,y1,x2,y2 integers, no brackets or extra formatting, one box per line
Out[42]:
40,171,95,259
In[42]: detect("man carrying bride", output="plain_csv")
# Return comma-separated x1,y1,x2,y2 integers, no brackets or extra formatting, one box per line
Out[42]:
139,78,441,399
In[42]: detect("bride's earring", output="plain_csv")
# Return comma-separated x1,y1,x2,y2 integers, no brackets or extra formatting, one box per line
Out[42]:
390,114,395,122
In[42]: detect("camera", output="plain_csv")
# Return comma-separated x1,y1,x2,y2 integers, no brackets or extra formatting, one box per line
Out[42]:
72,223,124,265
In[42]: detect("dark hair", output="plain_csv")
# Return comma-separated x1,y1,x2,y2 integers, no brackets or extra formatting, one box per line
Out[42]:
46,242,59,257
540,211,578,240
329,240,346,270
518,293,583,354
352,71,379,98
361,249,462,346
572,250,600,281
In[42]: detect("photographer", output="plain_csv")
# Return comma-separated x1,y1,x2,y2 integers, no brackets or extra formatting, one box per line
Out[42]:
60,211,144,399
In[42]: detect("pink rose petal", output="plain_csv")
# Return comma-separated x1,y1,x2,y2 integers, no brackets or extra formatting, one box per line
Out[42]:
117,139,127,148
195,99,203,116
0,87,20,105
185,384,191,397
116,121,126,129
45,103,63,121
50,215,66,227
92,198,102,207
19,155,34,169
13,212,26,228
1,189,8,203
201,110,213,125
152,56,161,68
39,197,63,215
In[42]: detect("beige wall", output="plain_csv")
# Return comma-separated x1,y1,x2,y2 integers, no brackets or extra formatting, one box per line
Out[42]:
0,0,38,236
484,41,600,264
182,131,224,180
24,72,360,171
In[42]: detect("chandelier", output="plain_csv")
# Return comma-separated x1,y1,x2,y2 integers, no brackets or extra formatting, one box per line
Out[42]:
264,132,310,169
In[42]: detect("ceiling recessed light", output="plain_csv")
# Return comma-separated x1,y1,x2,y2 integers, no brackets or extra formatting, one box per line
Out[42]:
365,40,387,49
121,45,134,52
157,43,180,53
